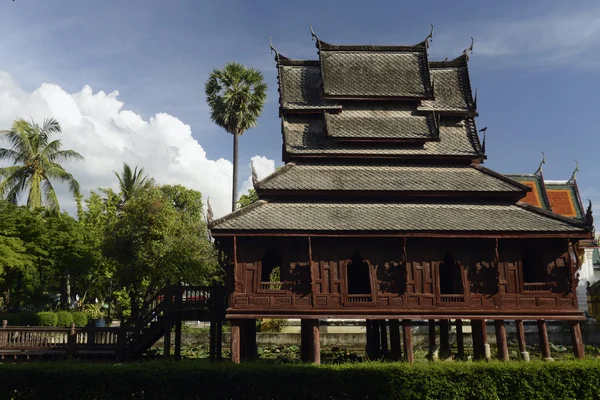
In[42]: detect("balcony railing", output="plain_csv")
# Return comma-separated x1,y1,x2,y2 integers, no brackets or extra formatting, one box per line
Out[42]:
439,294,467,305
523,282,550,292
347,295,373,304
259,282,286,291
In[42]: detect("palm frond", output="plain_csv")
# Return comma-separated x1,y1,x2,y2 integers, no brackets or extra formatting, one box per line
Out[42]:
0,148,19,162
45,165,81,197
42,178,60,215
48,149,84,163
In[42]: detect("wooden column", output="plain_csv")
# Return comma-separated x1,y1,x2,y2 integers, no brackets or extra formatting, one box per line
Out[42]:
388,319,402,361
244,319,257,360
515,320,526,353
402,319,414,363
216,320,223,361
471,319,485,361
366,319,381,359
209,319,217,361
174,318,182,361
569,321,585,359
379,320,388,357
455,319,464,360
537,320,551,360
428,319,436,350
301,319,310,362
163,318,171,358
231,320,242,364
494,320,509,361
301,319,320,364
439,319,451,359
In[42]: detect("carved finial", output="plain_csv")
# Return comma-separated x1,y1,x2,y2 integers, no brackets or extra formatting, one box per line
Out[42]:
444,57,449,61
569,159,579,182
310,24,321,49
463,37,474,59
251,161,259,188
206,197,214,225
269,37,280,62
425,24,434,48
479,127,487,155
586,200,594,227
535,151,546,175
473,88,478,111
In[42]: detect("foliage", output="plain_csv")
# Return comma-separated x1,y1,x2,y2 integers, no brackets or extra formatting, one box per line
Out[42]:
55,310,73,327
83,303,104,320
37,311,58,327
1,360,600,400
113,163,151,204
72,311,88,327
0,118,83,214
0,313,19,325
17,311,39,326
237,189,259,208
259,318,289,333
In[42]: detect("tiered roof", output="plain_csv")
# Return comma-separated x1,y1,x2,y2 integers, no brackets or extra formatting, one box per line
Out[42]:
209,29,591,238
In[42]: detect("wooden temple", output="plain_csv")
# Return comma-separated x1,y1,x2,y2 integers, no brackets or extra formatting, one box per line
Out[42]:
208,28,594,363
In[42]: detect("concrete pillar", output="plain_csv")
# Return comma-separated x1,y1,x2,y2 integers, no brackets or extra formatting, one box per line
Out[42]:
388,319,402,361
402,319,414,363
456,319,465,360
494,320,509,361
570,321,585,359
231,320,241,364
439,319,451,359
537,320,552,361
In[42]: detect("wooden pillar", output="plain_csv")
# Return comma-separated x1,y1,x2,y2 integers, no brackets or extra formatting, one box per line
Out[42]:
569,321,585,359
402,319,414,363
471,319,484,361
301,319,320,364
174,318,182,361
209,320,217,361
163,317,171,358
231,320,242,364
244,319,257,360
515,320,526,353
366,319,381,359
455,319,464,360
494,320,509,361
537,320,551,360
439,319,450,359
216,320,223,361
388,319,402,361
379,320,388,357
428,319,436,349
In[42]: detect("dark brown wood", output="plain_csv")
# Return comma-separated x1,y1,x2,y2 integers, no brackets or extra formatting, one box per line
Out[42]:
379,320,388,356
428,319,436,349
388,319,402,360
174,318,182,361
243,319,257,360
213,232,589,239
300,319,309,362
231,320,241,364
402,319,414,363
310,319,321,364
569,321,584,359
537,320,551,360
455,319,464,360
471,319,484,361
515,320,526,353
439,319,450,359
494,319,509,361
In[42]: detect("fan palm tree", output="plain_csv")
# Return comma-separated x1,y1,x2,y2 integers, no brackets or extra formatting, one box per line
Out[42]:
113,163,150,203
0,118,83,214
205,62,267,212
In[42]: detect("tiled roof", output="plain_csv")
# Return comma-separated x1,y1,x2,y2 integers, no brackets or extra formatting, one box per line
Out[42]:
419,60,475,114
209,201,589,233
324,103,437,141
283,115,482,158
258,163,527,194
544,180,585,220
505,174,551,211
319,48,432,98
278,64,341,110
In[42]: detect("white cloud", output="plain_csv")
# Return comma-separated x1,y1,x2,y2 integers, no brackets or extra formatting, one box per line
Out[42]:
239,155,277,197
0,71,275,219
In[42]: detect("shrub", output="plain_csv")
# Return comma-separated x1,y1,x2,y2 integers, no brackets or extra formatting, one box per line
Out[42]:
72,312,88,327
37,312,58,327
16,311,39,326
0,313,19,326
55,311,73,327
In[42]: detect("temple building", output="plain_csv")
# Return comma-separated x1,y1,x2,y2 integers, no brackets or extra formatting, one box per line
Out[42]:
208,28,594,363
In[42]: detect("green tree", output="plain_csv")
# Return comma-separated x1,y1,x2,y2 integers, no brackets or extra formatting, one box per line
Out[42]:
0,118,83,214
205,63,267,212
113,163,151,204
237,189,259,208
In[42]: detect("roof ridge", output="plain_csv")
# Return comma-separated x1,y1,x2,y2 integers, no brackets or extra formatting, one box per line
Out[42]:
470,164,531,192
208,200,268,229
515,202,591,231
256,163,296,189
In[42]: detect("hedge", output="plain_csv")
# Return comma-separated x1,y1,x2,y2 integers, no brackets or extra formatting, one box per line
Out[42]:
55,311,73,327
72,311,88,327
0,360,599,400
37,312,58,327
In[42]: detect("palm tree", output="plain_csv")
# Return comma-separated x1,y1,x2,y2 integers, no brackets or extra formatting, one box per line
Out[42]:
113,163,150,203
205,62,267,212
0,118,83,214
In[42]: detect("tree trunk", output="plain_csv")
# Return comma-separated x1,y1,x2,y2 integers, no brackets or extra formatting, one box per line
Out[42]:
232,133,239,212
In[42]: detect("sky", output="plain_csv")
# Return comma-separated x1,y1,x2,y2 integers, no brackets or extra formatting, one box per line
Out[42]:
0,0,599,219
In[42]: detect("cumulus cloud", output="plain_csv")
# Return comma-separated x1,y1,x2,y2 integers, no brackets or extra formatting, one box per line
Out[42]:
0,71,275,218
239,155,276,197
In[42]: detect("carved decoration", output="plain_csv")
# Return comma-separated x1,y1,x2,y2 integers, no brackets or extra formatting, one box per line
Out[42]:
535,151,546,175
585,200,594,227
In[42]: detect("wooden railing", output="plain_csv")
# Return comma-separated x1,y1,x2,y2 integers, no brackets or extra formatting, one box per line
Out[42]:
259,282,285,291
347,295,373,304
523,282,550,292
439,294,467,305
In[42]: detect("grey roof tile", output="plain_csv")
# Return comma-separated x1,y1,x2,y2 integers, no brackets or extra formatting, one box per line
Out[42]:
258,164,526,193
279,65,341,110
419,64,474,113
210,201,587,233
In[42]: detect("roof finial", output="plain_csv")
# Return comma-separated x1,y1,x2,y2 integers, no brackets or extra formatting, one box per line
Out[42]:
251,161,259,188
535,151,546,175
473,88,478,111
269,37,280,62
463,37,474,60
425,24,434,48
206,197,214,225
586,199,594,227
310,24,321,49
479,127,487,155
569,159,579,182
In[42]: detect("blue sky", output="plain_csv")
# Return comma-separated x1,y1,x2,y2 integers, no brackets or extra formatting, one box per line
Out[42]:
1,0,599,216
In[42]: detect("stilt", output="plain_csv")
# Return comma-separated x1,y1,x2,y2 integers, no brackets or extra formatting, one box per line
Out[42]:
428,319,436,352
174,317,182,361
569,321,584,359
301,319,310,362
231,320,241,364
163,316,171,358
216,320,223,361
494,320,509,361
456,319,464,360
379,320,388,357
439,319,451,359
209,319,217,361
244,319,257,360
515,320,529,361
471,319,485,361
389,319,402,361
310,319,321,364
537,320,552,361
402,319,414,363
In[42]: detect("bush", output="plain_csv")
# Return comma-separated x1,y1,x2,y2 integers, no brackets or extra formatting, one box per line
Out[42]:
72,312,88,327
0,313,19,326
55,311,73,327
37,312,58,327
16,311,40,326
0,360,599,399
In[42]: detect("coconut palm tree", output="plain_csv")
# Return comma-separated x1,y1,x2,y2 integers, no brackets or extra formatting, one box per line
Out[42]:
205,62,267,212
113,163,150,203
0,118,83,214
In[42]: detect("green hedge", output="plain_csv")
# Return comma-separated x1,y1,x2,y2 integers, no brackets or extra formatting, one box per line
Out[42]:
72,312,88,327
37,312,58,327
56,311,73,327
0,360,599,400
